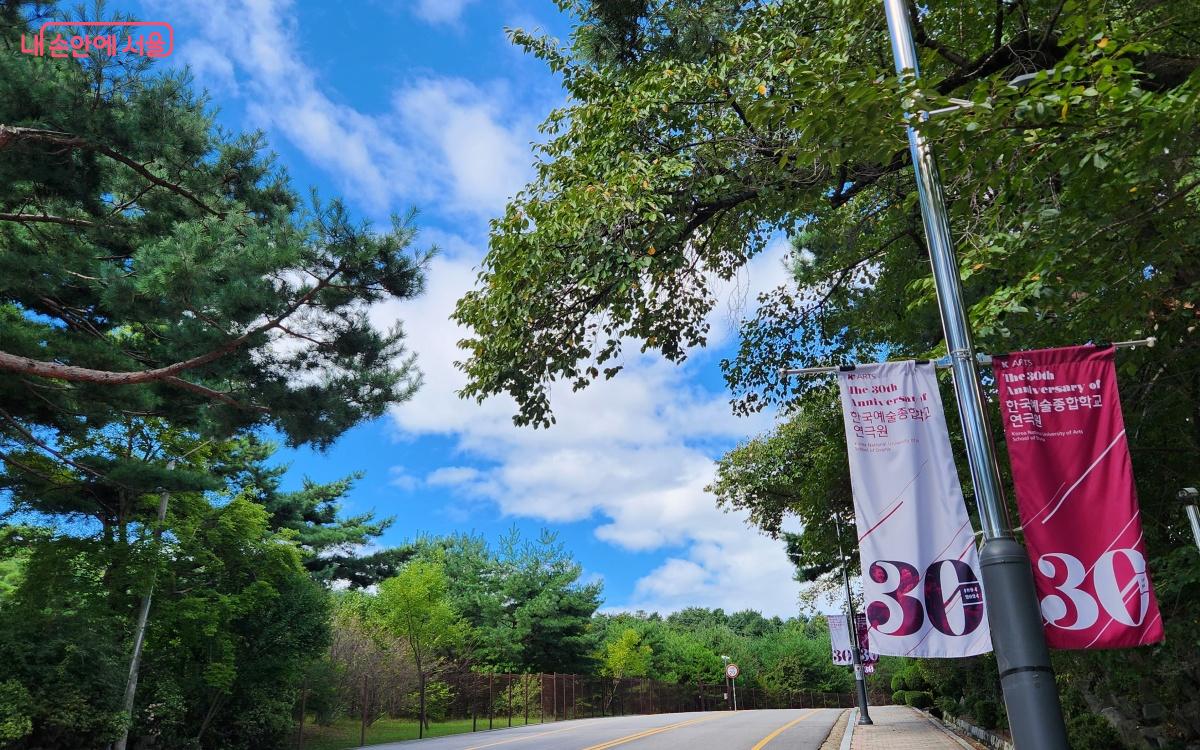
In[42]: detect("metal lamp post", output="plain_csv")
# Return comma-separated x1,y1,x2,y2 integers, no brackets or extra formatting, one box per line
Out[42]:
788,529,872,726
832,515,873,725
720,655,731,710
879,2,1069,747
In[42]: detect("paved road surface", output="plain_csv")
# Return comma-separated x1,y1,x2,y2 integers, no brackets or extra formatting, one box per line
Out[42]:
370,709,842,750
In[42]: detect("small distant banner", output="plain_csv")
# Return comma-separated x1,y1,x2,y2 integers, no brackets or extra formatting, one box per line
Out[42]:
855,613,879,667
837,361,992,658
827,614,879,666
994,345,1163,649
827,614,854,665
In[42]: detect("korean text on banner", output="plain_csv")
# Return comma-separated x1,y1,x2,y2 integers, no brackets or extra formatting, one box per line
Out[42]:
993,345,1163,649
837,361,992,657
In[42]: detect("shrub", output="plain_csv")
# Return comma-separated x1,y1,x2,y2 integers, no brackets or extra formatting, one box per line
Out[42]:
0,680,32,743
891,690,908,705
890,673,906,692
904,668,928,691
970,699,1000,730
905,691,934,710
936,696,960,718
1067,713,1126,750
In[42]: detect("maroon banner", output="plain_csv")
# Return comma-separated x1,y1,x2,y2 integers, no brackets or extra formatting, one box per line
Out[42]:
994,345,1163,649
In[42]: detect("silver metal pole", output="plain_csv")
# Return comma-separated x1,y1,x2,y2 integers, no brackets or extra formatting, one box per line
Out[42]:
880,3,1068,747
1186,505,1200,553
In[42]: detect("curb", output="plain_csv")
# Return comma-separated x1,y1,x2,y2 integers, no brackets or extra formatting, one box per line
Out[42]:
917,709,977,750
839,708,858,750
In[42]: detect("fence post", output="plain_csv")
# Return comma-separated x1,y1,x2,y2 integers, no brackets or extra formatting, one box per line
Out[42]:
472,673,477,732
524,675,530,726
488,674,494,730
507,675,513,727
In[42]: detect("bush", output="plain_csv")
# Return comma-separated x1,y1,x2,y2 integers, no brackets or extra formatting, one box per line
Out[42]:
891,690,908,705
1067,713,1126,750
905,691,934,710
904,668,928,691
936,696,960,718
890,673,906,692
970,699,1000,730
404,680,454,723
0,680,33,743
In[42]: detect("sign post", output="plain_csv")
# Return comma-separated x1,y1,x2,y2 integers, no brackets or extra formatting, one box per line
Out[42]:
878,2,1069,746
724,663,739,711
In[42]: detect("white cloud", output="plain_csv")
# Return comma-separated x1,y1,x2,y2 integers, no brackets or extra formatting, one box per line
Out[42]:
426,466,481,487
411,0,479,26
374,240,803,616
158,0,534,222
395,78,534,217
388,466,420,491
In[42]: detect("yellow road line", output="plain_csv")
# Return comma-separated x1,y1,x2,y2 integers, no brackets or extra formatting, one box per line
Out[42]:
462,722,589,750
749,711,817,750
581,713,726,750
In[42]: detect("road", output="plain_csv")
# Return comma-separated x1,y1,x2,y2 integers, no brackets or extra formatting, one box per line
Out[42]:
370,709,843,750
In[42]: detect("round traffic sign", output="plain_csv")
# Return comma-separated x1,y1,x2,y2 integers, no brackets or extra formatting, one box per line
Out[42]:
725,663,740,679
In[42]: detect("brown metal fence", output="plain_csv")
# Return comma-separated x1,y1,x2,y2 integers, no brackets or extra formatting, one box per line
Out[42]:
292,668,889,749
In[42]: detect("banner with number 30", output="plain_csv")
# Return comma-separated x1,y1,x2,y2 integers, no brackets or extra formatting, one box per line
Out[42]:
837,361,992,658
994,345,1163,650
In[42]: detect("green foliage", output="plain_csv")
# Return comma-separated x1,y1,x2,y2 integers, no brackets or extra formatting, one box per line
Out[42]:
425,530,602,674
225,436,412,587
405,681,454,723
905,691,934,710
1068,713,1128,750
936,696,960,718
970,699,1002,731
0,680,33,743
598,627,653,680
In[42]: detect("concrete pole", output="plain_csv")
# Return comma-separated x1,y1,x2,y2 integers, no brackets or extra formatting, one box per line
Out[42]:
879,3,1069,747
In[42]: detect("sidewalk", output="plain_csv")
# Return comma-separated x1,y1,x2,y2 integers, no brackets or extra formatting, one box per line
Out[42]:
849,705,972,750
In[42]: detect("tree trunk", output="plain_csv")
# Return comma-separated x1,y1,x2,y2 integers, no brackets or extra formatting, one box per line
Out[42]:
114,466,172,750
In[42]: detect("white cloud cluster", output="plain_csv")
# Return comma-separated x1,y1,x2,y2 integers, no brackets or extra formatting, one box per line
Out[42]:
410,0,480,26
163,0,530,221
164,0,805,617
372,240,803,616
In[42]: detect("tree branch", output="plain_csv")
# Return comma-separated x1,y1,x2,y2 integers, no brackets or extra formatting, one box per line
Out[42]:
0,211,97,228
0,124,223,219
164,376,270,413
0,263,344,391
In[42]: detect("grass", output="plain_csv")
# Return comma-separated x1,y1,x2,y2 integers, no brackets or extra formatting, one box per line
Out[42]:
297,714,543,750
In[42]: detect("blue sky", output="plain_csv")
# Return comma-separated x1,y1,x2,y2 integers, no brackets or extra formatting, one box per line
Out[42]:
115,0,804,615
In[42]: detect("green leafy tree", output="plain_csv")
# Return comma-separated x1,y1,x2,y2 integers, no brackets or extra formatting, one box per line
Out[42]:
427,529,602,673
373,559,470,731
223,436,414,587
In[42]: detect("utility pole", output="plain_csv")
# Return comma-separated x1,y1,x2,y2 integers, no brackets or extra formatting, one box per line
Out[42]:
879,2,1069,747
833,515,873,725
